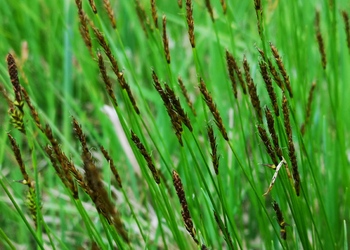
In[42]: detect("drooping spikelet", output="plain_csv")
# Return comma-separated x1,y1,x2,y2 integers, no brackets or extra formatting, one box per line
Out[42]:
186,0,195,48
151,0,158,29
315,10,327,69
213,211,234,249
342,11,350,53
259,60,279,116
226,51,247,94
88,0,97,13
162,15,171,64
103,0,117,29
225,50,238,99
301,83,316,135
135,0,152,37
199,78,228,141
282,96,300,196
131,130,160,184
257,124,278,165
75,0,92,55
270,43,293,97
272,200,287,240
243,56,262,122
172,170,199,244
97,51,118,108
204,0,214,22
177,77,196,116
100,146,123,188
265,108,282,159
207,125,220,175
21,87,43,132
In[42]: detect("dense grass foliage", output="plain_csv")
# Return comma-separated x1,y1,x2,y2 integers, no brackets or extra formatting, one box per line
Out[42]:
0,0,349,249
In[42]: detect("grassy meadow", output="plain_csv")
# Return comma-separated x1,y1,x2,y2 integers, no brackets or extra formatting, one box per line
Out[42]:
0,0,349,249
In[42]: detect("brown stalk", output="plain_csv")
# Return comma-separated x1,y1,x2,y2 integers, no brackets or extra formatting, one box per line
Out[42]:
162,15,171,64
315,11,327,69
151,0,158,29
282,96,300,196
199,78,229,141
259,60,279,116
186,0,195,48
207,125,220,175
301,83,316,135
270,43,293,97
178,77,196,116
243,56,262,122
100,146,123,188
103,0,117,29
131,130,160,184
172,170,199,245
342,11,350,53
272,200,287,240
205,0,214,22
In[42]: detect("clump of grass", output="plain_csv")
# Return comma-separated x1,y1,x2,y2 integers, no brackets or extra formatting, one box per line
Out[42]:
0,1,349,249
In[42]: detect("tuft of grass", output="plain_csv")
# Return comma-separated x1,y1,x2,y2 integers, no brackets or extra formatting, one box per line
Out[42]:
0,1,349,249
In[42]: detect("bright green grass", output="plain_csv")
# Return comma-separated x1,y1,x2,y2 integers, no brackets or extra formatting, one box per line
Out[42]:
0,0,349,249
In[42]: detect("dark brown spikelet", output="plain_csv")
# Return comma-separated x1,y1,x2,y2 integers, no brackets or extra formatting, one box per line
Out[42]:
21,87,43,132
272,200,287,240
300,83,316,135
214,211,234,249
259,60,279,116
131,130,160,184
220,0,227,14
267,59,284,91
227,51,246,94
164,84,193,131
243,56,263,122
88,0,97,13
178,0,182,8
270,43,293,97
162,15,171,64
201,244,209,250
315,11,327,69
199,78,229,141
135,0,151,37
100,146,123,188
153,71,184,146
6,54,22,103
342,11,350,53
75,0,92,55
282,96,300,196
254,0,263,37
97,51,118,108
172,170,199,245
73,118,129,242
7,133,30,185
122,76,140,114
44,124,79,199
265,108,282,159
257,125,278,165
186,0,195,48
225,50,237,99
151,0,158,29
103,0,117,29
207,125,220,175
178,77,196,116
205,0,214,22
